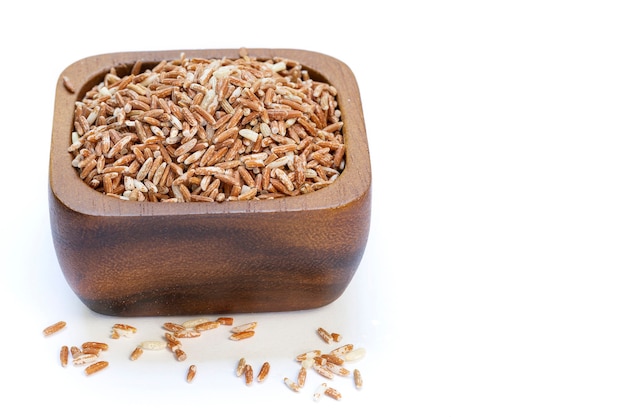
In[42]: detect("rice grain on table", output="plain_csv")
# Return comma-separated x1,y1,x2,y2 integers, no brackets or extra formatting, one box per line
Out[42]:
186,365,197,383
84,361,108,376
43,321,66,336
257,362,270,383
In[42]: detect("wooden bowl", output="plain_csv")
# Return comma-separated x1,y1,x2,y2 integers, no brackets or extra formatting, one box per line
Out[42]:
48,48,371,316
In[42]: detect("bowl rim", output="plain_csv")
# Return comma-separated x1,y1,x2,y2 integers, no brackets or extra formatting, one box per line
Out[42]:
50,48,370,217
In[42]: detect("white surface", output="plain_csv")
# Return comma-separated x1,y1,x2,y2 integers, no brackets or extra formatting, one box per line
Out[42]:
2,1,626,415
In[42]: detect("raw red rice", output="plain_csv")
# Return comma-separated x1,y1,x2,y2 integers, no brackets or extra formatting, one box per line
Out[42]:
43,321,66,336
353,369,363,389
312,362,334,380
229,330,255,341
111,323,137,338
244,364,254,385
186,365,197,383
48,316,367,401
257,362,270,382
297,366,307,387
217,317,234,325
84,361,108,376
324,386,342,401
230,321,257,333
60,346,69,367
130,346,143,361
81,341,109,352
330,344,353,357
62,75,75,94
194,320,220,331
163,322,186,332
68,50,345,202
284,377,301,392
236,357,246,377
316,327,333,344
73,353,99,366
174,349,187,362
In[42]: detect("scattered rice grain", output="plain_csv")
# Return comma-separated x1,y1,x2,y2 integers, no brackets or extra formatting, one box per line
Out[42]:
62,76,75,93
257,362,270,382
284,377,301,392
244,364,254,385
236,357,247,377
229,330,255,341
84,361,108,376
187,365,197,383
324,386,342,401
316,327,333,344
130,346,143,361
354,369,363,389
231,322,257,333
60,346,69,367
43,321,66,336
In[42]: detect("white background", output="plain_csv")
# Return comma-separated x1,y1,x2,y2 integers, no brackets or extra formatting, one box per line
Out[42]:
2,1,626,415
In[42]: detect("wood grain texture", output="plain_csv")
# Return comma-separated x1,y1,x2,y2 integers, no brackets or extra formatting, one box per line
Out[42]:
49,49,371,316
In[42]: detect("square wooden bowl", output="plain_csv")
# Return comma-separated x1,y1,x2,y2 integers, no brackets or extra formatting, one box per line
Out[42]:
49,48,371,316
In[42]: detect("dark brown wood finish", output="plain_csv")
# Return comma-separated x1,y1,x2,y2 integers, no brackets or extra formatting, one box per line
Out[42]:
49,49,371,316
